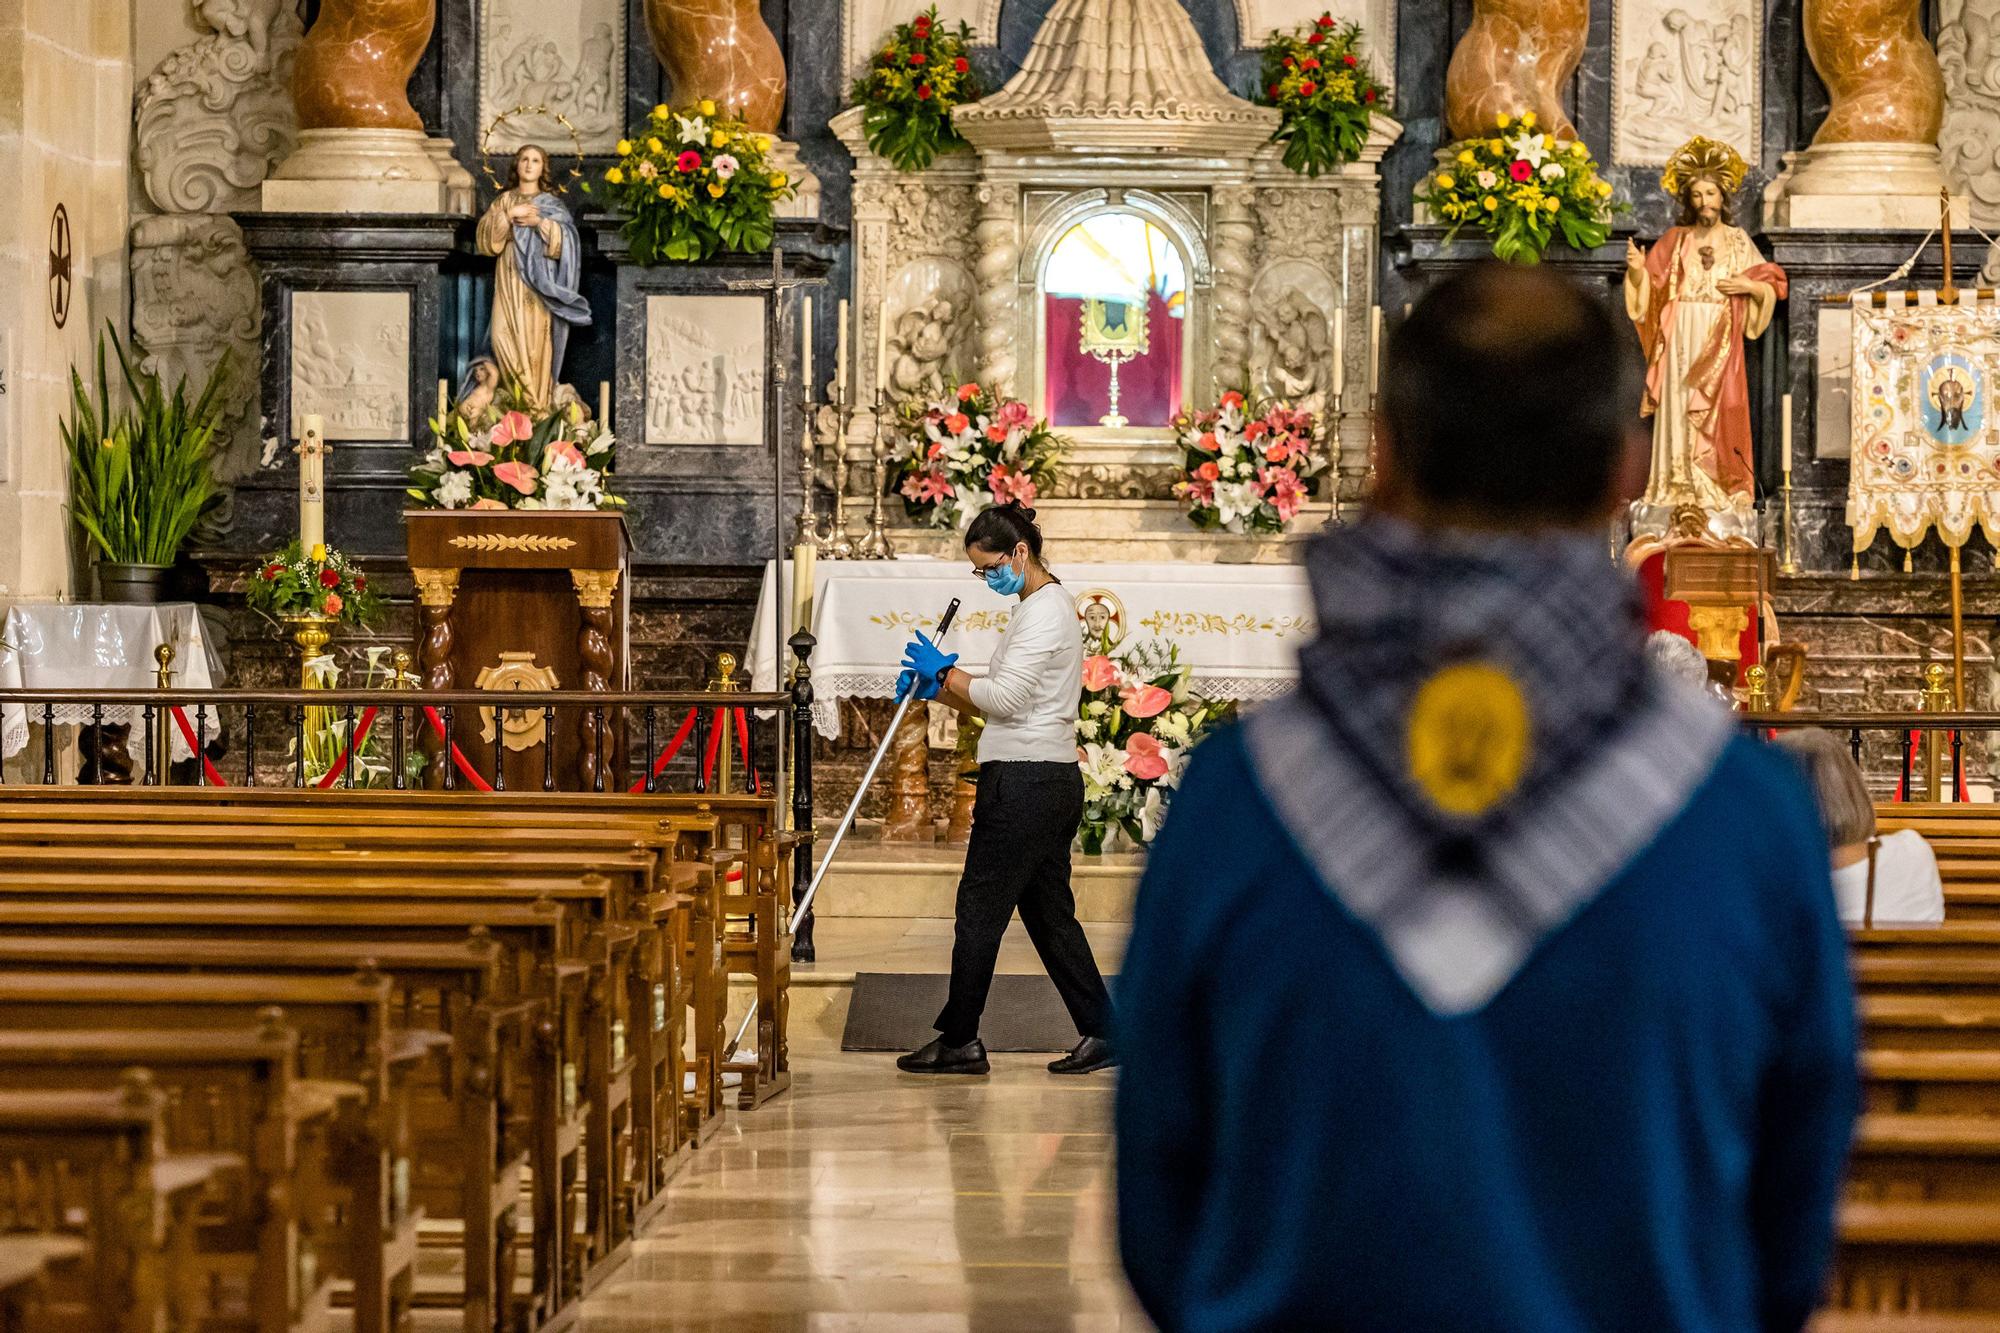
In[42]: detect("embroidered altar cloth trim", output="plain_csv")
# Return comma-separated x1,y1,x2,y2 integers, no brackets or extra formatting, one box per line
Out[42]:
1,603,219,764
746,558,1313,739
1847,290,2000,552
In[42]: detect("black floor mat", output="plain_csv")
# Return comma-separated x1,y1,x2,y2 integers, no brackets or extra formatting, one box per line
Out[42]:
841,972,1114,1052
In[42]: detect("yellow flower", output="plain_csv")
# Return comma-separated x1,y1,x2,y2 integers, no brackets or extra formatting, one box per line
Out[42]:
1520,110,1537,129
1457,149,1475,165
699,99,717,117
1569,140,1587,157
1543,196,1560,212
1598,179,1614,197
1487,138,1504,154
769,172,787,188
712,130,729,148
758,135,774,153
605,166,624,185
651,104,667,120
616,139,632,156
1483,196,1498,211
310,543,327,563
646,136,663,153
1435,172,1455,191
658,183,672,199
1496,112,1511,129
707,181,726,198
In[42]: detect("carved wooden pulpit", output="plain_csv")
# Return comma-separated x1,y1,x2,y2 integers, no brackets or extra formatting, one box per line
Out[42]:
406,510,631,791
1663,543,1774,677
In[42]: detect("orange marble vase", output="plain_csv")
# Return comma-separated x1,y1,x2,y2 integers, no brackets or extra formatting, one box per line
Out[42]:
644,0,787,133
292,0,433,131
1443,0,1589,141
1804,0,1944,145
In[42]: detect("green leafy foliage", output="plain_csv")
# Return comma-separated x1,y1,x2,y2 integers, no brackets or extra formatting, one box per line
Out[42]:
851,7,983,173
1258,14,1388,178
60,323,223,566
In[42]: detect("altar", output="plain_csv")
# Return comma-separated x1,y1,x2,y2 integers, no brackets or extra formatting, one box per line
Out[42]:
744,557,1312,736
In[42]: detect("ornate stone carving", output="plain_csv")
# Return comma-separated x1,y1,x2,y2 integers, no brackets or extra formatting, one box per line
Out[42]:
1248,274,1336,411
1806,0,1946,144
290,291,410,441
643,294,764,446
1210,186,1255,395
1612,0,1760,166
1062,463,1184,499
643,0,786,133
481,0,625,153
134,0,303,214
1939,0,2000,227
129,215,263,489
973,183,1021,395
1444,0,1590,140
885,291,973,397
886,182,978,258
293,0,433,131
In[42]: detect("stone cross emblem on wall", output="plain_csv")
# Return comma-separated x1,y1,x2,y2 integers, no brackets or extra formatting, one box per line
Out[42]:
47,205,71,330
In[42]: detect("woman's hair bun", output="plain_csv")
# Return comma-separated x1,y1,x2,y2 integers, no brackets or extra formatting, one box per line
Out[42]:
1010,503,1036,522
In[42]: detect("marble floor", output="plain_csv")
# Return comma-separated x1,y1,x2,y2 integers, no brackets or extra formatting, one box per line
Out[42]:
794,916,1131,980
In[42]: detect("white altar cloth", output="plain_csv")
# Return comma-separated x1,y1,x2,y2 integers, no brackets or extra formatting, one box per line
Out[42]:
1,603,218,762
746,558,1313,737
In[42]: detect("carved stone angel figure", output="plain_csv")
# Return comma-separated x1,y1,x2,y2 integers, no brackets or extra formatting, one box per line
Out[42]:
1624,136,1786,540
476,144,593,412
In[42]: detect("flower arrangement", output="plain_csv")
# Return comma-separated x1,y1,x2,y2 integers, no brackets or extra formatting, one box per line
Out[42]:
296,647,428,788
1413,111,1621,265
409,374,620,512
589,99,792,264
1172,391,1327,534
853,6,983,172
1258,12,1387,177
1076,641,1232,854
245,539,381,627
889,381,1066,529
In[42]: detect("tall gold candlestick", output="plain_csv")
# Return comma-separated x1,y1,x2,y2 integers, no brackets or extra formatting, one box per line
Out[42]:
857,403,896,560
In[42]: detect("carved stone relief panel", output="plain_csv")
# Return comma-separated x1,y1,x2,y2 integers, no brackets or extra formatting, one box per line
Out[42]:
1234,0,1396,92
134,0,305,214
1612,0,1760,166
130,215,262,484
844,0,1000,83
290,291,410,441
1940,0,2000,228
643,294,765,446
883,259,978,397
480,0,625,153
1248,258,1338,410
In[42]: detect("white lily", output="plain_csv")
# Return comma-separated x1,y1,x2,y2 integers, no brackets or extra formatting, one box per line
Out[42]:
1509,132,1550,168
675,114,708,145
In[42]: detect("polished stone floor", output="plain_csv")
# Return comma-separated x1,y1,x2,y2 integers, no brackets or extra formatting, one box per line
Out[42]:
577,1042,1148,1331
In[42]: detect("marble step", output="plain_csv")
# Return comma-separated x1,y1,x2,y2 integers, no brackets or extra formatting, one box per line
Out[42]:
810,846,1143,921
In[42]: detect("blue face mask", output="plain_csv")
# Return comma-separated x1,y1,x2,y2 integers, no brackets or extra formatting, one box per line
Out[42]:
984,555,1026,597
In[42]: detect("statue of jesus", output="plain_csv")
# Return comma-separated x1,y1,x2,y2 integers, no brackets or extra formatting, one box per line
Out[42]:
477,144,592,413
1624,136,1785,541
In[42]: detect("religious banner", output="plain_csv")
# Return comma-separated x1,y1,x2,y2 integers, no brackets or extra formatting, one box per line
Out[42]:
744,559,1313,737
1848,292,2000,551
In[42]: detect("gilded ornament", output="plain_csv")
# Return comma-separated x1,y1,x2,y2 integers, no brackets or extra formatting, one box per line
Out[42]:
411,567,461,609
1405,661,1531,817
477,651,561,752
447,533,579,553
1659,135,1748,199
570,568,621,609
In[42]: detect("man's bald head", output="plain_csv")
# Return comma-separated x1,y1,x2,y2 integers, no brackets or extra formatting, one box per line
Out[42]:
1377,263,1645,530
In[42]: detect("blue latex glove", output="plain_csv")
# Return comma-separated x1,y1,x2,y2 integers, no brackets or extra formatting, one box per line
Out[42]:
895,667,941,703
901,632,957,691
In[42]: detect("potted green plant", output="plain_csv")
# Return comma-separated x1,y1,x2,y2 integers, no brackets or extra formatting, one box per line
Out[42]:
59,324,224,603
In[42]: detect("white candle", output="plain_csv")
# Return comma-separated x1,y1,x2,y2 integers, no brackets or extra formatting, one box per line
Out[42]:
875,301,891,404
1367,306,1382,398
1330,306,1344,402
836,298,850,405
791,542,816,639
802,296,814,402
1781,392,1794,474
436,378,448,419
298,414,326,553
599,380,611,431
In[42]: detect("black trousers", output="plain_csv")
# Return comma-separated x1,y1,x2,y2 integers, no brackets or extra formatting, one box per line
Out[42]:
934,760,1112,1046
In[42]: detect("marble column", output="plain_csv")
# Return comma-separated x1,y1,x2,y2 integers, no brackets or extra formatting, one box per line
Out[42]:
262,0,451,213
973,182,1020,396
1210,185,1255,397
1442,0,1588,141
1767,0,1960,229
643,0,787,133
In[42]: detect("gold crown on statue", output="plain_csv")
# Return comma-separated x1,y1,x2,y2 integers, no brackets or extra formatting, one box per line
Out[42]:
1660,136,1749,198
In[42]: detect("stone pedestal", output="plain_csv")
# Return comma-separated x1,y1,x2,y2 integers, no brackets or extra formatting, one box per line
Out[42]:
1764,144,1967,230
233,211,460,556
767,142,822,221
261,128,452,213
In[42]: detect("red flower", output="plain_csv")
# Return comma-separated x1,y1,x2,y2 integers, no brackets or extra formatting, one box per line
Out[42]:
908,52,927,66
1364,88,1377,103
945,413,971,435
1299,80,1316,96
1283,56,1295,68
675,149,701,172
954,56,969,73
1196,460,1220,482
917,83,933,99
322,592,344,617
1268,82,1281,98
957,382,980,401
1343,52,1357,67
1300,57,1319,70
318,567,341,588
352,574,366,592
1509,159,1533,182
1317,12,1335,26
912,14,931,32
262,563,283,581
1306,30,1323,44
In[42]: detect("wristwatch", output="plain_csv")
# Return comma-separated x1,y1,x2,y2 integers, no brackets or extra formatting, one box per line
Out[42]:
934,663,953,688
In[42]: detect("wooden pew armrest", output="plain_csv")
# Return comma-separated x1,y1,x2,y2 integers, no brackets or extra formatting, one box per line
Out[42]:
386,1028,454,1066
289,1078,366,1127
152,1150,243,1199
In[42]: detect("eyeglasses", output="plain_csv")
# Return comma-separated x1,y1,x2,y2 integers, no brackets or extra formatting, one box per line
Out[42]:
969,557,1010,583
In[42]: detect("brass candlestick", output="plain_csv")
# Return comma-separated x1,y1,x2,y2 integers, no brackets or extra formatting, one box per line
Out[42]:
1779,469,1800,575
824,390,857,559
856,404,896,560
791,395,822,551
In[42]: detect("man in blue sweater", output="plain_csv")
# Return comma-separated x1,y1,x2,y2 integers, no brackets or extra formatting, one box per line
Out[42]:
1116,263,1857,1333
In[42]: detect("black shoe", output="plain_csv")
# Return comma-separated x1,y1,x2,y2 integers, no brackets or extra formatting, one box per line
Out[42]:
897,1036,990,1075
1048,1036,1116,1075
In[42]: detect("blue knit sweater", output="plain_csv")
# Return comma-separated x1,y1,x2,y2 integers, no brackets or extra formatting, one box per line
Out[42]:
1115,725,1858,1333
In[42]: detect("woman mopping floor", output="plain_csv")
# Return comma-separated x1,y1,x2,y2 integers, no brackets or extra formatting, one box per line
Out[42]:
893,502,1116,1077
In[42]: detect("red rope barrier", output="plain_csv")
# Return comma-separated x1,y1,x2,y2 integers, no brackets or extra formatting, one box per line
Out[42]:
700,707,726,789
313,706,380,790
420,706,495,792
1898,727,1971,803
627,706,699,794
166,707,230,787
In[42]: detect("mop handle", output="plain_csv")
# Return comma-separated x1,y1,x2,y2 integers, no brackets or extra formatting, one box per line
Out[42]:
727,598,961,1059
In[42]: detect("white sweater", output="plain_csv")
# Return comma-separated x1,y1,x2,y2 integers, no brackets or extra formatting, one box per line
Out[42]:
968,581,1082,765
1832,828,1945,926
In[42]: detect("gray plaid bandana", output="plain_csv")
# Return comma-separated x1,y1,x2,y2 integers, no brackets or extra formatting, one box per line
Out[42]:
1245,515,1734,1015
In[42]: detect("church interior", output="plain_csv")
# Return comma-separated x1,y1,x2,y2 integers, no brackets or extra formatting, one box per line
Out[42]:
4,0,2000,1326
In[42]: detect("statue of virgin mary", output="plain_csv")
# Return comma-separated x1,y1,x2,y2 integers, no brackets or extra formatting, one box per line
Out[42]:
477,144,591,413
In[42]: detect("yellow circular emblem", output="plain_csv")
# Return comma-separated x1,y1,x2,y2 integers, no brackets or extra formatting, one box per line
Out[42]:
1405,662,1532,817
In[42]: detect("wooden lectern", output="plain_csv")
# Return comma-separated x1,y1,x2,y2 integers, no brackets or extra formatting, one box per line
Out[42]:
1663,543,1774,672
406,509,631,791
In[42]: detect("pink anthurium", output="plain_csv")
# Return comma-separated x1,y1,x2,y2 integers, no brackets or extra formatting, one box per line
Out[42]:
1081,655,1119,692
492,460,540,494
1123,732,1169,780
1120,683,1173,719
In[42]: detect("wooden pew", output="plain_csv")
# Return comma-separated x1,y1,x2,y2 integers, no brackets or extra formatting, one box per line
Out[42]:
0,1075,236,1333
0,1236,86,1333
